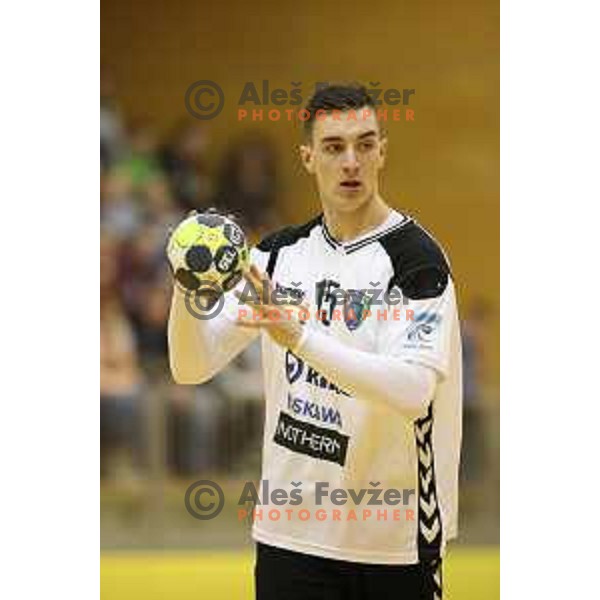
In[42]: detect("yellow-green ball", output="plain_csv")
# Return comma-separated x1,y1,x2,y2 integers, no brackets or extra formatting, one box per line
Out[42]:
169,213,249,292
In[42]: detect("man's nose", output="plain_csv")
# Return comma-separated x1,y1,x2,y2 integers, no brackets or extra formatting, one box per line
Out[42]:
341,148,359,173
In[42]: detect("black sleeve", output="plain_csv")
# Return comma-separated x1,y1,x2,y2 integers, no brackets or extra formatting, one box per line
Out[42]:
378,222,451,300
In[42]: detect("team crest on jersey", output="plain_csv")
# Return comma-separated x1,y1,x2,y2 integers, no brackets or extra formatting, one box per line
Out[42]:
343,290,371,331
405,313,441,348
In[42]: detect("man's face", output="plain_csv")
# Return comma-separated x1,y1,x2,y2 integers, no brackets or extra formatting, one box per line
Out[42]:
300,108,386,213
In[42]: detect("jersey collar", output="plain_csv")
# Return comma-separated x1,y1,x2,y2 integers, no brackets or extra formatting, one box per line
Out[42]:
320,211,412,255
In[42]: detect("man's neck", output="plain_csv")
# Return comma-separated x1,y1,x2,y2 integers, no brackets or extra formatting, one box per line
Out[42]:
323,195,391,242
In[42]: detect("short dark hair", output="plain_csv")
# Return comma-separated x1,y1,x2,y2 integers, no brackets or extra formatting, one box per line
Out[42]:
303,83,375,138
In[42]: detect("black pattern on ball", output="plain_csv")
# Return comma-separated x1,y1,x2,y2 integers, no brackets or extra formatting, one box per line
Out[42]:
214,245,239,274
185,245,213,272
223,223,245,247
196,213,225,228
174,268,201,290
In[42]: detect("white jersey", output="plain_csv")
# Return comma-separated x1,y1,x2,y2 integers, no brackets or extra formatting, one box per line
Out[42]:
221,210,462,564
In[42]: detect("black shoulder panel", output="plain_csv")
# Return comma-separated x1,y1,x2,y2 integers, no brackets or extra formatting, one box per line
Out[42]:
256,215,322,252
256,215,322,277
378,221,451,300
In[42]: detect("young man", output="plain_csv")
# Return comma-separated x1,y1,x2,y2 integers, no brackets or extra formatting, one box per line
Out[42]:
168,85,462,600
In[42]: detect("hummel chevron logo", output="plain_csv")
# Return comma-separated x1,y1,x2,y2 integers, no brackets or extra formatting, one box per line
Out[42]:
415,403,441,554
419,493,438,518
419,446,432,468
420,518,440,543
433,570,441,588
415,419,432,444
420,468,433,493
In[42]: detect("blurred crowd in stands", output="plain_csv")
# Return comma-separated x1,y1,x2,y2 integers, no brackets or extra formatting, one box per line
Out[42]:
100,72,492,491
100,72,277,483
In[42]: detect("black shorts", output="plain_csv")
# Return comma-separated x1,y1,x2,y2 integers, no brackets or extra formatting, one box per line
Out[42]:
254,542,443,600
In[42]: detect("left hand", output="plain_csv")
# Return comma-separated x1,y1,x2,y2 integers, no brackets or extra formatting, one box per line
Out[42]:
235,264,307,350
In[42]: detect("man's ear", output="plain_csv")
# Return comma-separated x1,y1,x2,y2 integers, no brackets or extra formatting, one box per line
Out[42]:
299,143,315,175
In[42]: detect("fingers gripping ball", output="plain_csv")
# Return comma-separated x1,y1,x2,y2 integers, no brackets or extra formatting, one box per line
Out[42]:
167,212,250,293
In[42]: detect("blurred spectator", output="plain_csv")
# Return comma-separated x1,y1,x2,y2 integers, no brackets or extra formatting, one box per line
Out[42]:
144,176,180,229
101,170,178,241
461,298,492,484
119,224,169,342
214,133,280,232
100,66,127,170
135,277,170,365
114,121,164,192
160,120,213,212
101,169,142,239
100,234,144,482
167,384,223,475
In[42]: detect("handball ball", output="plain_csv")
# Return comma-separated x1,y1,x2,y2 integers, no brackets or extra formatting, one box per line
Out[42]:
168,211,250,293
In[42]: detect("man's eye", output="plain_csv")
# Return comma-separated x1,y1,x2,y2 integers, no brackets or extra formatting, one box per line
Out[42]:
324,143,343,154
358,141,375,152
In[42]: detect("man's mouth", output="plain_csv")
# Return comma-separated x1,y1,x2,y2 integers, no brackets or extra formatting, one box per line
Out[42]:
340,180,362,191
